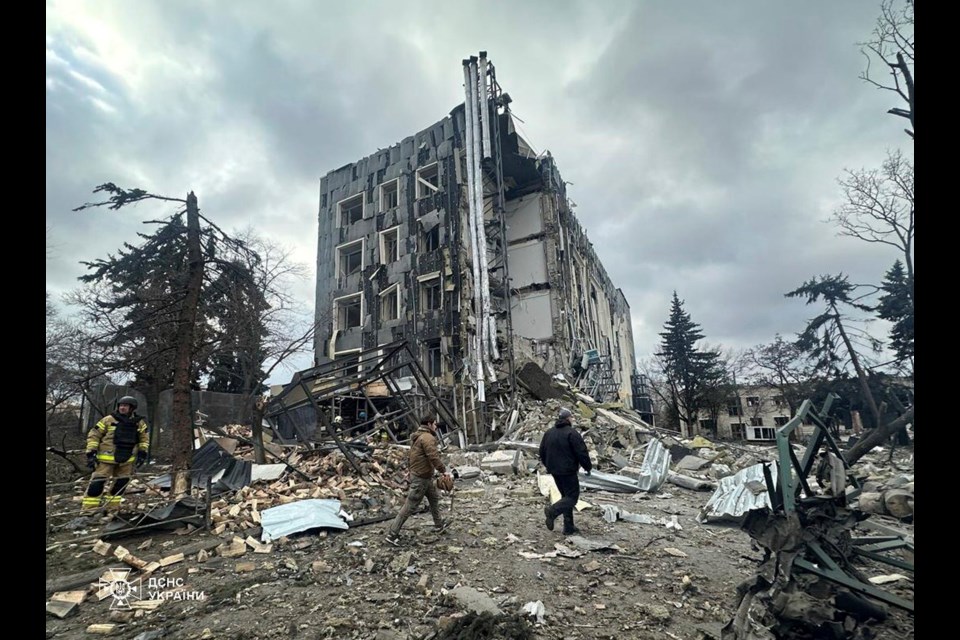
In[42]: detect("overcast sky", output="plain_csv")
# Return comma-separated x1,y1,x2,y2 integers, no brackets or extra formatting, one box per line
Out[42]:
46,1,911,382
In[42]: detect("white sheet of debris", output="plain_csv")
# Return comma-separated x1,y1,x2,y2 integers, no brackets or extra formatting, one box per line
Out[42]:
260,498,349,542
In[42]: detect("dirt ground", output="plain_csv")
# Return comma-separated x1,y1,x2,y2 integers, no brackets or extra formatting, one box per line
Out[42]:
45,456,914,640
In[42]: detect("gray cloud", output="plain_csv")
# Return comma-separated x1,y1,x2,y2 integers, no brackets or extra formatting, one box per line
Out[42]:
46,0,911,379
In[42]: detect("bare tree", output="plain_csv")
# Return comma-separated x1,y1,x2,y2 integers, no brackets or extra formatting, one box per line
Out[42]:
743,334,817,418
832,149,914,293
860,0,914,138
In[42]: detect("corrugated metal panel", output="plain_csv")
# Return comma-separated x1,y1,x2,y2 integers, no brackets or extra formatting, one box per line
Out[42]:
697,462,778,524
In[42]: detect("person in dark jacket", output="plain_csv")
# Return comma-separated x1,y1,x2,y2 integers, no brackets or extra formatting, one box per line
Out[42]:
539,407,592,534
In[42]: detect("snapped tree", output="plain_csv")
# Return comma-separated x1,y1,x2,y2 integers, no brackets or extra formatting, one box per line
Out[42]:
73,185,255,491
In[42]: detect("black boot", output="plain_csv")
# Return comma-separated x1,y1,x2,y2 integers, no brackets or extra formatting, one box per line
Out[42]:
544,505,556,531
562,514,579,536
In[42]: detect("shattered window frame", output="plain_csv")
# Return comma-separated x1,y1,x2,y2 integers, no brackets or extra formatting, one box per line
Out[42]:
336,239,364,278
420,276,442,311
416,163,440,199
335,351,361,377
746,396,761,407
421,225,440,252
425,339,442,378
379,226,400,263
334,292,363,331
379,284,400,322
338,193,364,226
380,179,400,211
749,417,764,427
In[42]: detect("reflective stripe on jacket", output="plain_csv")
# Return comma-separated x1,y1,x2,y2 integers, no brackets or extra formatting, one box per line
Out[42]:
86,413,149,464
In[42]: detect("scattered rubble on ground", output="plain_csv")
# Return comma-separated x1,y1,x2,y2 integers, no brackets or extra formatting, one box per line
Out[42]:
45,379,914,640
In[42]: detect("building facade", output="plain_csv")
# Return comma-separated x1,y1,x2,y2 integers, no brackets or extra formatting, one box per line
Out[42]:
313,54,638,436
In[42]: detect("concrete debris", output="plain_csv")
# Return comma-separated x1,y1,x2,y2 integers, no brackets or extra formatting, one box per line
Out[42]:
675,455,711,472
481,450,527,476
446,586,503,615
516,362,566,401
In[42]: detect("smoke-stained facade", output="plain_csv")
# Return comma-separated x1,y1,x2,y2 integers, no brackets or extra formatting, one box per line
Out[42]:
314,54,638,437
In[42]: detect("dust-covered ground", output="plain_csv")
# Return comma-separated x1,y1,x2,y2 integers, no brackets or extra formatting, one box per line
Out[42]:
45,459,914,640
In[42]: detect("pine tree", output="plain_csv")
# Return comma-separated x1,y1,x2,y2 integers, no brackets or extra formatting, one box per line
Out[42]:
877,260,914,372
656,292,721,436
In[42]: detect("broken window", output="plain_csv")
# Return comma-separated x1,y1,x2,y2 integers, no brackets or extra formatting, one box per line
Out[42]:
731,423,746,440
698,419,717,434
749,417,764,427
772,395,786,407
416,164,439,199
338,353,360,377
380,227,399,263
746,396,761,408
774,416,789,427
381,180,399,211
425,339,442,378
337,240,363,277
421,225,440,252
335,293,363,330
380,285,399,322
727,398,743,417
339,194,364,225
421,277,442,311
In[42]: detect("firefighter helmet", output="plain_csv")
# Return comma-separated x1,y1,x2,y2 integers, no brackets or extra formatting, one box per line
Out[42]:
118,396,138,410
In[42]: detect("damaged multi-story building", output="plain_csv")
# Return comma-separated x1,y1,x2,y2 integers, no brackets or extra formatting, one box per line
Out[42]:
313,53,647,438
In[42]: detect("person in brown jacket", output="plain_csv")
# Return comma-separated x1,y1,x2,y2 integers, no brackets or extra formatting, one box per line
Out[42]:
385,414,451,545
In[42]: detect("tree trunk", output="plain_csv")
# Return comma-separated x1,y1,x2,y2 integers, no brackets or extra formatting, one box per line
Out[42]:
251,396,266,465
171,191,204,493
833,307,881,428
845,406,914,466
143,380,163,455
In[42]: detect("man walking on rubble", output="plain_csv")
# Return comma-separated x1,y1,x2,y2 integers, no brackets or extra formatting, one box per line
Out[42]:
82,396,150,510
385,414,451,545
539,407,592,535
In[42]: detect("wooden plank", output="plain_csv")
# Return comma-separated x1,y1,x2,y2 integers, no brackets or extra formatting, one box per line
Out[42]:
92,540,112,556
51,590,86,604
159,553,184,567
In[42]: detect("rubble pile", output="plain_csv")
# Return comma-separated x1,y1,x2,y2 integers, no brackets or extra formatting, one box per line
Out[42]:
202,441,414,535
